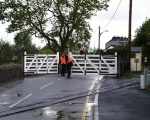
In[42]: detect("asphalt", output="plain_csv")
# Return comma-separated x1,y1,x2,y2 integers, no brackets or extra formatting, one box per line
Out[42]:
0,74,100,120
99,75,150,120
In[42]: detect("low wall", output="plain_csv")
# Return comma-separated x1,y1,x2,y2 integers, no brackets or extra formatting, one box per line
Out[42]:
0,64,24,82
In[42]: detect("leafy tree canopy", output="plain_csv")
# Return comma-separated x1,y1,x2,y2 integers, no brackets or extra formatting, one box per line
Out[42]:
39,45,55,54
14,30,39,62
133,18,150,58
0,0,110,52
0,39,14,64
14,31,32,49
134,18,150,47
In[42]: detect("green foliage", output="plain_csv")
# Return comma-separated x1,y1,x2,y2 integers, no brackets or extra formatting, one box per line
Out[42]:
39,46,55,54
0,64,23,82
14,31,39,63
0,0,110,52
14,31,32,50
133,18,150,58
14,31,38,53
0,40,15,64
134,19,150,46
0,31,39,65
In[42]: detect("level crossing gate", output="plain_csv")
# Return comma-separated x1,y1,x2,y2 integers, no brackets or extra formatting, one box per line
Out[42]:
24,52,117,75
24,53,59,74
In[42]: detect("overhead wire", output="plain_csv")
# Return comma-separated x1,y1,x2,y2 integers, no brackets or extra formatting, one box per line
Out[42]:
102,0,123,29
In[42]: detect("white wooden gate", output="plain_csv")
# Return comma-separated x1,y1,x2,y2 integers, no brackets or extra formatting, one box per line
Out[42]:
72,53,117,75
24,53,59,74
24,52,117,75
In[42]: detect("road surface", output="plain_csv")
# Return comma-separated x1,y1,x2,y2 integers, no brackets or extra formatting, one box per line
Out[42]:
0,74,101,120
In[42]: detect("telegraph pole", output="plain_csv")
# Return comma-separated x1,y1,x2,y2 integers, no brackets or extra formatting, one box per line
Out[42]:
98,26,108,74
98,26,101,52
98,26,101,75
128,0,132,71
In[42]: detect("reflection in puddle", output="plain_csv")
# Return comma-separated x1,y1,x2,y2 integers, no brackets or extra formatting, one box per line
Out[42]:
56,111,65,120
31,98,85,120
33,107,77,120
43,107,56,115
43,107,57,119
33,107,57,119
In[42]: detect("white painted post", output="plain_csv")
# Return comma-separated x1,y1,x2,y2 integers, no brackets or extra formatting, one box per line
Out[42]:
57,52,59,74
24,51,27,73
46,55,49,73
84,53,87,75
35,54,38,74
140,66,148,89
99,55,101,75
140,75,145,89
115,52,118,74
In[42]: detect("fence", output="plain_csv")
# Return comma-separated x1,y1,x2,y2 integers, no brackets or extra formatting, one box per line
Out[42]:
24,53,59,74
24,52,117,75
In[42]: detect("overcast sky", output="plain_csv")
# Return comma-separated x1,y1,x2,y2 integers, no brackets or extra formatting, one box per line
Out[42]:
90,0,150,49
0,0,150,49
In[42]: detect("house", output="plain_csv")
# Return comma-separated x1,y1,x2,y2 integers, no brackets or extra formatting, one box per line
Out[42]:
105,36,128,49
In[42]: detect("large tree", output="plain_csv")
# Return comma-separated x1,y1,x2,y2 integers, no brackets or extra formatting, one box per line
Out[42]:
0,0,110,52
14,30,38,53
133,18,150,58
0,40,14,64
14,31,39,62
134,19,150,46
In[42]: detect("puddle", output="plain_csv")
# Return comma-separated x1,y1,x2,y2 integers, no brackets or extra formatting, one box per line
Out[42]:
56,110,79,120
56,111,65,120
32,106,82,120
33,107,57,119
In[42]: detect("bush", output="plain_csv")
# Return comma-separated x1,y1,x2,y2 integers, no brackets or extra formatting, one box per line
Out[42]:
0,40,15,65
0,64,23,82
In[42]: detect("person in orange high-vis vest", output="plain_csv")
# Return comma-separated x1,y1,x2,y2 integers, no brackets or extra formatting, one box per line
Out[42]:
60,52,67,76
66,52,74,78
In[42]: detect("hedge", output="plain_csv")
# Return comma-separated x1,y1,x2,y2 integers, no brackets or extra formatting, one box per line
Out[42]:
0,64,24,82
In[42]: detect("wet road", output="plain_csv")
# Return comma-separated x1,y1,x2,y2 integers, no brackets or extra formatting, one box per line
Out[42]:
98,76,150,120
0,74,100,119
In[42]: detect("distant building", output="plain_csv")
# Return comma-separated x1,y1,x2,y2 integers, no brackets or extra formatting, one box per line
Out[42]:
105,36,128,49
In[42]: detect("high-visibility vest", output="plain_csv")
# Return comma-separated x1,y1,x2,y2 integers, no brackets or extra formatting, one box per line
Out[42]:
67,55,73,64
60,55,66,64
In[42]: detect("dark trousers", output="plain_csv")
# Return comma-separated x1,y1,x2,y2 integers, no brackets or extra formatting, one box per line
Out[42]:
61,64,66,76
67,63,72,78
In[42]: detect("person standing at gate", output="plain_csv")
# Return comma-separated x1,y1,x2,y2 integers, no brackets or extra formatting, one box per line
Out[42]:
66,52,74,78
60,52,67,76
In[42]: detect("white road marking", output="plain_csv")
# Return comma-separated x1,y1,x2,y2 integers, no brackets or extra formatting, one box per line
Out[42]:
94,79,102,120
1,94,9,97
40,82,54,90
0,102,10,105
9,93,32,108
82,75,103,120
89,75,103,92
